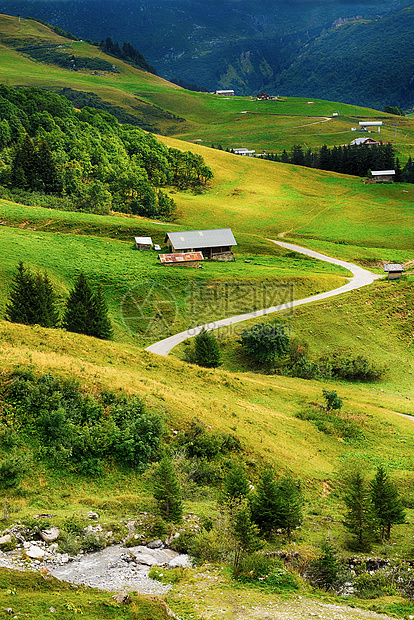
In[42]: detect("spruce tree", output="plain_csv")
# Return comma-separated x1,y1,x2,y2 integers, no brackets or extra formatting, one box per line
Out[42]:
343,471,373,550
153,456,183,523
194,328,221,368
370,465,405,540
278,475,303,540
34,271,59,328
63,274,112,339
251,469,282,538
6,262,58,328
90,284,113,339
223,462,250,502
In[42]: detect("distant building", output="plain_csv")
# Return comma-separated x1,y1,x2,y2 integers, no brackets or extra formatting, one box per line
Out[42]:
215,89,235,96
165,228,237,260
256,93,277,101
350,137,381,147
384,263,404,280
233,147,255,157
134,236,152,250
371,170,395,183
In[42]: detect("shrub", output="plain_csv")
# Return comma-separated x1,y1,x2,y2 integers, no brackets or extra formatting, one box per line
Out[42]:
355,569,397,598
62,513,88,535
57,531,81,556
235,553,281,581
240,322,290,366
82,531,106,552
188,528,232,564
0,536,17,551
0,453,31,488
193,328,221,368
306,541,348,592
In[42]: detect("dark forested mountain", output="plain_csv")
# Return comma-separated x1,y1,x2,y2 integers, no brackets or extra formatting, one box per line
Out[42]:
0,0,412,107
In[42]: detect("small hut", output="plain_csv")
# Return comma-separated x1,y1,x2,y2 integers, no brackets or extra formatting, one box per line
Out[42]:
159,252,203,267
134,237,153,250
384,263,404,280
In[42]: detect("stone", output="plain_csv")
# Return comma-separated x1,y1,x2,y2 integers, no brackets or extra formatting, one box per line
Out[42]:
40,527,60,543
26,546,45,560
0,535,12,545
111,592,132,604
87,511,99,520
169,555,191,568
147,539,163,549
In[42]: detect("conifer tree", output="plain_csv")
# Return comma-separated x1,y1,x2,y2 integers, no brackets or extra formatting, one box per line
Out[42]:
194,328,221,368
370,465,405,540
231,499,263,570
63,274,112,340
251,469,282,538
6,262,59,328
153,456,183,522
278,475,303,540
91,284,113,340
223,461,250,502
343,471,373,550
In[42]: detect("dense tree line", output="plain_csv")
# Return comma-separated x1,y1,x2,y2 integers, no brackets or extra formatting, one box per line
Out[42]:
0,85,213,219
98,37,157,74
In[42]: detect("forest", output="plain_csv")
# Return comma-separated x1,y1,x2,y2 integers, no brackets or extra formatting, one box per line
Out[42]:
0,85,213,219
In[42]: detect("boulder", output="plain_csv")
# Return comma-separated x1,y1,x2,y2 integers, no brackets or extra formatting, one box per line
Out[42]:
111,593,132,605
26,545,45,560
147,539,163,549
87,511,99,520
0,534,12,545
40,527,60,543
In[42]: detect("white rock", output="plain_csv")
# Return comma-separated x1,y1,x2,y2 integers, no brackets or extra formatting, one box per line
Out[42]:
26,546,45,560
0,535,12,545
40,527,60,543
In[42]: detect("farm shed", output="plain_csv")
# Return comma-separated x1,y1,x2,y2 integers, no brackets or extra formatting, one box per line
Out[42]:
233,147,255,157
165,228,237,260
215,89,235,96
135,237,153,250
371,170,395,183
159,252,203,267
384,263,404,280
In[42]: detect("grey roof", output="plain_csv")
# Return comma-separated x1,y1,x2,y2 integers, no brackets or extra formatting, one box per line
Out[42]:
135,236,152,245
384,263,404,272
371,170,395,176
165,228,237,250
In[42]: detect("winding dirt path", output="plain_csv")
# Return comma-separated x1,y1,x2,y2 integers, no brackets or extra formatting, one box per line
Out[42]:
145,240,382,356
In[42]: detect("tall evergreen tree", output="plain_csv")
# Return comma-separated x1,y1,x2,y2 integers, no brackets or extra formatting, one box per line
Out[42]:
63,273,112,339
230,499,263,570
90,284,113,339
278,475,303,540
194,328,221,368
251,469,282,538
370,465,405,540
223,462,250,502
153,456,183,522
6,262,59,328
343,471,373,550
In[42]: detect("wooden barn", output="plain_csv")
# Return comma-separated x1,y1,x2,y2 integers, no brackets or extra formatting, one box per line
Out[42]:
384,263,404,280
165,228,237,261
371,170,395,183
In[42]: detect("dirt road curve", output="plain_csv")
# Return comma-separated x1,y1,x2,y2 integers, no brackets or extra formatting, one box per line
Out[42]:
145,240,382,357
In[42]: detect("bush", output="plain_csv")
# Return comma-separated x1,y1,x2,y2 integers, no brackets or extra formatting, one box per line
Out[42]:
57,531,81,556
306,541,348,592
188,528,232,564
355,569,397,599
0,536,17,551
235,553,281,581
62,513,88,535
240,322,290,366
0,453,31,488
193,329,221,368
82,531,106,552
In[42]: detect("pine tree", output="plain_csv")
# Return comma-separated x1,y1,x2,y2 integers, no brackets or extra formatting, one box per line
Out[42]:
194,328,221,368
251,469,282,538
230,499,263,570
6,261,36,324
90,284,113,339
6,262,59,328
63,274,112,339
278,475,303,540
343,471,373,550
153,456,183,523
370,465,405,540
223,462,250,502
36,140,63,194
